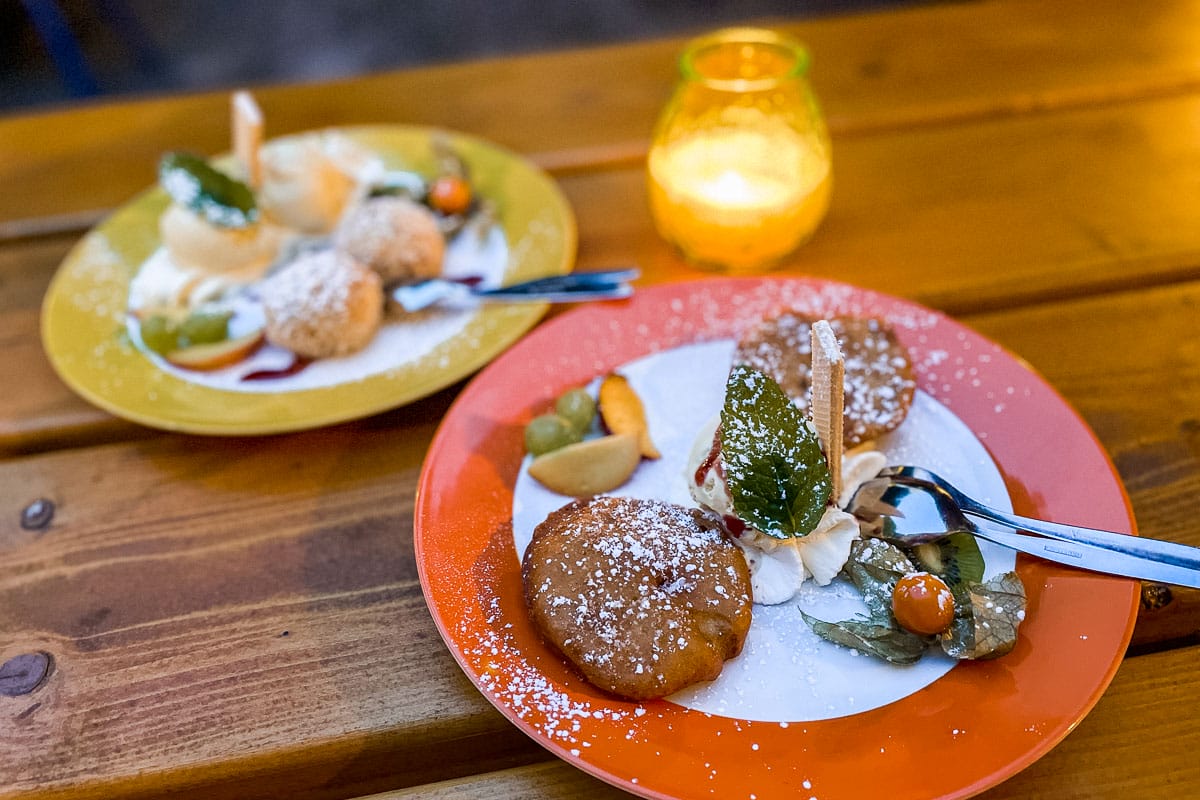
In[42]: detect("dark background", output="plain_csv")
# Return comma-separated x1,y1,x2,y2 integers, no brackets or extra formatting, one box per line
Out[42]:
2,0,911,115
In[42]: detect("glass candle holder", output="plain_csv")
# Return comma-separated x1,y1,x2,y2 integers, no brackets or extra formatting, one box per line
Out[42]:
647,28,832,271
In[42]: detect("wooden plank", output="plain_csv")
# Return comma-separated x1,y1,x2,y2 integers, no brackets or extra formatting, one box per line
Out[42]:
6,0,1200,230
965,280,1200,651
0,416,549,800
362,761,631,800
2,278,1200,797
360,645,1200,799
14,88,1200,455
567,90,1200,314
0,236,151,455
966,282,1200,550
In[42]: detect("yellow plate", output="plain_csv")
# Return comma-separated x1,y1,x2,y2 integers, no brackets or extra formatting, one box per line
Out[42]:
41,125,576,435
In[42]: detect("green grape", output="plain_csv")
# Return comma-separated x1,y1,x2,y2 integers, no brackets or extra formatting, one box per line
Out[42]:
139,315,179,356
555,387,596,432
524,414,582,456
177,311,232,347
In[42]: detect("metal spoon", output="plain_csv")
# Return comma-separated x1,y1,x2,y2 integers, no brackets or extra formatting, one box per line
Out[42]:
879,465,1200,571
848,477,1200,587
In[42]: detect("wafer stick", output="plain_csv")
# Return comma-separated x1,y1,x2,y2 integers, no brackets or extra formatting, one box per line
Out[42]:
811,319,844,503
232,90,263,189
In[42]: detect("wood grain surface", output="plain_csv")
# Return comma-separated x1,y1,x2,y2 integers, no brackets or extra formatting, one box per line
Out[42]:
12,90,1200,454
5,0,1200,232
3,1,1200,798
368,646,1200,799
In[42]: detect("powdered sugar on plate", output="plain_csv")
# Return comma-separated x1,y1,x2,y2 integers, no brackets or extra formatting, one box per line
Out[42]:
512,340,1015,723
126,220,507,392
416,277,1136,800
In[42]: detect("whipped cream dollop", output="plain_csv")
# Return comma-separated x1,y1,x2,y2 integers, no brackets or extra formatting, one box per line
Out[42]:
132,133,386,312
259,131,385,234
686,414,886,605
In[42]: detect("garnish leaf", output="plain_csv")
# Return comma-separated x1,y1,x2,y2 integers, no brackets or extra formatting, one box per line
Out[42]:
843,539,915,619
159,151,258,228
800,611,928,665
720,365,832,539
940,571,1027,660
368,169,427,200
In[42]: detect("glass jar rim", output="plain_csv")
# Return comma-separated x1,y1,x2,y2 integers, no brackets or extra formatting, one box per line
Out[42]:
679,27,811,91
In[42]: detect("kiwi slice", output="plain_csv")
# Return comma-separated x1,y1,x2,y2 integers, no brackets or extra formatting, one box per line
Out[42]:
911,531,985,589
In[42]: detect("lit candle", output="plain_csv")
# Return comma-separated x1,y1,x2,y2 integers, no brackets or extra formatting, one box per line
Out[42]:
646,28,831,271
649,128,830,269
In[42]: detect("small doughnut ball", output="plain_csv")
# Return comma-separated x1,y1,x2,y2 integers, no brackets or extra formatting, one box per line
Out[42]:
159,204,282,275
334,196,445,284
522,496,752,700
260,250,382,358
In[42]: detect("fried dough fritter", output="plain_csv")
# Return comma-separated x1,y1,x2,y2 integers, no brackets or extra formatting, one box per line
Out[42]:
522,496,751,701
734,312,915,447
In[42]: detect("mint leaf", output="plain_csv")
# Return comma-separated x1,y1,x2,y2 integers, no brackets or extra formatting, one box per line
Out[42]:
720,365,832,538
159,151,258,228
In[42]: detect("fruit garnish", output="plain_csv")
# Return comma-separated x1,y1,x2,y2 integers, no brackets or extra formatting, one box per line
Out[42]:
892,572,955,635
524,413,583,456
911,531,985,590
799,611,928,665
720,365,831,539
164,329,265,371
159,151,258,228
940,571,1026,660
176,310,233,348
428,175,473,216
802,539,1026,664
843,538,916,618
598,373,660,459
138,309,233,357
554,387,596,433
139,314,181,356
526,433,640,496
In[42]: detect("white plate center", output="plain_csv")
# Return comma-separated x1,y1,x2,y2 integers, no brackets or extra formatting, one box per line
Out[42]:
512,339,1014,722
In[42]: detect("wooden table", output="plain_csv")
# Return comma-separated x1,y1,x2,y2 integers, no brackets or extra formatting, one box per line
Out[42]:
3,1,1199,797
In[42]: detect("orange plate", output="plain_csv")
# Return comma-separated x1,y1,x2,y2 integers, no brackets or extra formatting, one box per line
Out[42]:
415,277,1138,800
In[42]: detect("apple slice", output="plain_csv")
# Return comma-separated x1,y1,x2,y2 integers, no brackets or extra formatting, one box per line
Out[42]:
598,373,660,459
527,433,640,496
166,329,265,371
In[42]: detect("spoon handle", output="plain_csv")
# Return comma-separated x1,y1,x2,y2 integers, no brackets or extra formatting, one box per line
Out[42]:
961,500,1200,572
392,267,639,311
880,467,1200,573
971,519,1200,588
476,267,641,297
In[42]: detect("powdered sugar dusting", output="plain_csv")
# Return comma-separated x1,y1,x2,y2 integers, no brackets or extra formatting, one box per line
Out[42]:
421,278,1126,800
734,313,915,447
451,565,657,754
512,340,1014,723
524,497,750,699
66,232,128,322
125,223,508,392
